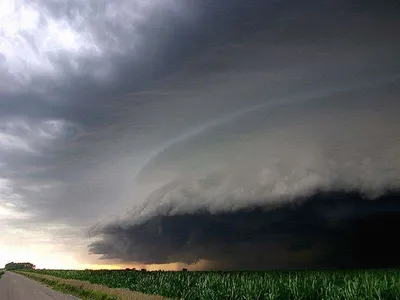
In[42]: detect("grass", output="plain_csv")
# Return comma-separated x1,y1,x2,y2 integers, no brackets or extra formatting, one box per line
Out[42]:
0,270,4,278
16,271,118,300
24,269,400,300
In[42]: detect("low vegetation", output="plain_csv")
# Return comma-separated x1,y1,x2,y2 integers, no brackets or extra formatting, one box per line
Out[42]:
24,268,400,300
16,271,165,300
0,270,4,278
17,271,118,300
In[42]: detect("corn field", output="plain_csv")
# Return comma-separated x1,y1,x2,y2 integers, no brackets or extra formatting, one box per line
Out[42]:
25,269,400,300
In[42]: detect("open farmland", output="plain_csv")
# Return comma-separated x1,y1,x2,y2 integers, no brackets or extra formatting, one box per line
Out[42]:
23,269,400,300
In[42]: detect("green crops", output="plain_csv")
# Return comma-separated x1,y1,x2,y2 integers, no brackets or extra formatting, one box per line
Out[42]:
25,269,400,300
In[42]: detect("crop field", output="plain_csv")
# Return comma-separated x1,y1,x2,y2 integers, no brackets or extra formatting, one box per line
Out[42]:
25,269,400,300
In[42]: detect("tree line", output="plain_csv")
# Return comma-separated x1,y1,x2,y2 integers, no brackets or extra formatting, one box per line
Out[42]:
4,262,36,270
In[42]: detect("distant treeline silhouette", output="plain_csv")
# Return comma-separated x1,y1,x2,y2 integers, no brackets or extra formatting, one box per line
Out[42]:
5,262,36,270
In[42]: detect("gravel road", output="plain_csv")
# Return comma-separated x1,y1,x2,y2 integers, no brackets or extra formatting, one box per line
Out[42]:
0,271,80,300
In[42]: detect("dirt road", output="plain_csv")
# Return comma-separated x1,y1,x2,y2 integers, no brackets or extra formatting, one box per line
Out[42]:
0,271,79,300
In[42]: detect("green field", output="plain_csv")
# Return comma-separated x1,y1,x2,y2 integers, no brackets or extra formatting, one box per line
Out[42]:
25,269,400,300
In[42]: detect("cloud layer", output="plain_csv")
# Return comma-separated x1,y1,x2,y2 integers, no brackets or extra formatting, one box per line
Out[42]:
1,0,400,268
89,190,400,269
89,77,400,268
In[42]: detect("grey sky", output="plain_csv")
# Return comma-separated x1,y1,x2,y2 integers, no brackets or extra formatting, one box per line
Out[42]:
1,0,400,268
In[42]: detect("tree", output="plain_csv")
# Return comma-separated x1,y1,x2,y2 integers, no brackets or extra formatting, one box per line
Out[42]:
4,262,36,270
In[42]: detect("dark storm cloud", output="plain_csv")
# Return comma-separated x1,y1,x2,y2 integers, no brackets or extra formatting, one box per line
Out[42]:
89,189,400,269
1,0,292,124
1,0,400,267
1,0,198,225
88,76,400,268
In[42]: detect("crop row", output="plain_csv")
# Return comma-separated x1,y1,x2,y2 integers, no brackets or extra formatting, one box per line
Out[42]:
26,269,400,300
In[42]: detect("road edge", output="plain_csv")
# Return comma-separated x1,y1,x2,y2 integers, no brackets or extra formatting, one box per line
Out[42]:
15,271,168,300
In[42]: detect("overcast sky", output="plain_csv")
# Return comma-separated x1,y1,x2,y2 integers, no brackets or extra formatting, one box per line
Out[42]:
1,0,400,270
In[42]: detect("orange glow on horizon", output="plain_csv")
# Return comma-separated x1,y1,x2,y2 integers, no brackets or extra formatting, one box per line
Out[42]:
0,243,211,271
69,259,212,271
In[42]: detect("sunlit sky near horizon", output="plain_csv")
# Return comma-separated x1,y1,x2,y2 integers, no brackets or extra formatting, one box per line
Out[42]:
1,0,400,270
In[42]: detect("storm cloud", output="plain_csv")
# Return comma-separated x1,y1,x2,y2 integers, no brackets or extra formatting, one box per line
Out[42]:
1,0,400,268
89,190,400,270
89,76,400,268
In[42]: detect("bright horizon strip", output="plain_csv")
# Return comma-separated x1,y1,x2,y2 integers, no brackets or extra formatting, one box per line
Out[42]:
0,244,207,270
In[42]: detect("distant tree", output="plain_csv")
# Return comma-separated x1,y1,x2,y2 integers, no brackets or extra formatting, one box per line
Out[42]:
141,268,146,272
182,268,188,272
5,262,36,270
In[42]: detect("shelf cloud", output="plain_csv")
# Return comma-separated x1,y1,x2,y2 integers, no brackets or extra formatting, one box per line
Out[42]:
1,0,399,269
